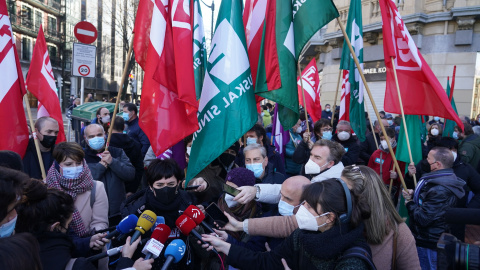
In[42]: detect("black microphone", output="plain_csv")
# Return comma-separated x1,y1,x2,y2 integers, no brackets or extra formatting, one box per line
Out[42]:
85,238,149,262
445,208,480,225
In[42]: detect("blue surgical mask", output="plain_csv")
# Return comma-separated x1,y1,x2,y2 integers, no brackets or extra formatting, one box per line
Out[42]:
88,136,105,151
453,131,459,140
246,137,257,146
62,165,83,179
322,131,332,140
122,112,130,121
0,215,17,238
246,162,264,178
387,120,393,126
278,199,300,216
434,116,440,121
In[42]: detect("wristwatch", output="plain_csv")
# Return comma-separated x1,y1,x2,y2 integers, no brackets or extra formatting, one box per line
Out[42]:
255,185,261,200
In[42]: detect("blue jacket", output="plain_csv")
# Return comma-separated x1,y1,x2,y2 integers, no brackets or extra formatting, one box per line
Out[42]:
126,117,150,158
285,131,302,175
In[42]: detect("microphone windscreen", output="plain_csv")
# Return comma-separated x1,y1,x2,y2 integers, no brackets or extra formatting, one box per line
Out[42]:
175,215,197,235
118,214,138,234
136,210,157,233
445,208,480,225
184,205,205,224
151,224,171,244
164,239,186,263
156,216,165,225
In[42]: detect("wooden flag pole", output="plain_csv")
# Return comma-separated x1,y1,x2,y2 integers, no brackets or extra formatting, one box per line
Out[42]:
297,58,310,134
105,36,134,152
23,95,46,179
364,100,378,149
391,57,417,187
331,69,342,126
336,17,407,190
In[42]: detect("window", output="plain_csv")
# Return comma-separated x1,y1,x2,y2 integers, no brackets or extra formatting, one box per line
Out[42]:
22,37,31,61
34,10,42,31
20,5,32,28
48,45,57,65
48,16,57,34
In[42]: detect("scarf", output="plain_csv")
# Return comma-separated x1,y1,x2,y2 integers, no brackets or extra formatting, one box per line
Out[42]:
46,160,93,237
146,188,183,228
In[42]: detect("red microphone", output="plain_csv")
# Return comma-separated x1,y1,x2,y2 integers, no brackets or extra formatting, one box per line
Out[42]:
183,205,216,234
176,215,213,248
142,224,171,260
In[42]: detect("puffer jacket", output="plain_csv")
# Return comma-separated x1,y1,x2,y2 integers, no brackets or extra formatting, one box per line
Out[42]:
406,168,466,249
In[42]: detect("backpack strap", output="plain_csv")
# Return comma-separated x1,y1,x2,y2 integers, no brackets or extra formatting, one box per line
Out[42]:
341,246,377,270
90,181,96,209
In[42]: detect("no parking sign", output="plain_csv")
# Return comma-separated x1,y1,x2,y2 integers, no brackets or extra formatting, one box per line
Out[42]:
72,43,96,78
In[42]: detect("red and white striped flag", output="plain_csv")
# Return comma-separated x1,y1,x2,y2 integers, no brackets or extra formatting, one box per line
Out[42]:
339,69,350,121
243,0,267,87
297,58,321,122
26,25,65,143
0,1,29,156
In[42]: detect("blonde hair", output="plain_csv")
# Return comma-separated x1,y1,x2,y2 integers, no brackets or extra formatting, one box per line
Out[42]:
342,165,403,245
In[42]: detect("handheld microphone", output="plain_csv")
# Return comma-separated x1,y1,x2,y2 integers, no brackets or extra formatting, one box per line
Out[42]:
131,210,157,244
85,238,149,262
160,239,186,270
152,216,166,232
176,214,218,254
184,205,215,234
142,224,171,259
105,214,138,239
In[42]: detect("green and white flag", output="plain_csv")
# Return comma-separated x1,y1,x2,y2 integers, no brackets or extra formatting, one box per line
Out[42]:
186,0,257,182
293,0,339,58
193,0,207,100
340,0,366,141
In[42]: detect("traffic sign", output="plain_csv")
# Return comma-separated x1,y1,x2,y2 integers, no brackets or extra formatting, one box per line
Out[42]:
74,21,98,44
72,43,96,78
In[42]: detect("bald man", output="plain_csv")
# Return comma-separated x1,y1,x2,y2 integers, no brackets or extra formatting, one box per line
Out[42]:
278,176,311,216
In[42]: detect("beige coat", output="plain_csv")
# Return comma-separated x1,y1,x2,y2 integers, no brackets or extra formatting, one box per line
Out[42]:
75,180,109,232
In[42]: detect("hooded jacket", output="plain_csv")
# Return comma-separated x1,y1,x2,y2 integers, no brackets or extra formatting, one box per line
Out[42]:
109,133,144,193
406,168,466,249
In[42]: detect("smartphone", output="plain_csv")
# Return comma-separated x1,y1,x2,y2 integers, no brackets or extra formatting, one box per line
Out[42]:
223,183,240,197
182,185,201,191
205,202,229,227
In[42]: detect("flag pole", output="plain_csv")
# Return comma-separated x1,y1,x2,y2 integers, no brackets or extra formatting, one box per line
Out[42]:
105,36,134,152
23,94,46,179
336,17,407,190
364,100,378,149
391,56,417,186
331,69,342,126
297,58,310,134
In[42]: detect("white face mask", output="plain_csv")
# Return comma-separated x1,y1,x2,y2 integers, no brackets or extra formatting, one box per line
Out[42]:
295,205,330,231
186,147,191,156
304,159,329,175
62,165,83,179
295,126,302,134
101,115,111,124
431,128,439,136
337,131,351,141
380,140,388,149
225,194,239,208
452,151,457,161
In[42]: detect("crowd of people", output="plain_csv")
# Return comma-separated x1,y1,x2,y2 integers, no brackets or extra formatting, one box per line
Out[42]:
0,101,479,270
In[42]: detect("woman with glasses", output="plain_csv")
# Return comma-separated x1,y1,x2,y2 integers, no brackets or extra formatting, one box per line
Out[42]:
201,179,373,270
293,119,334,165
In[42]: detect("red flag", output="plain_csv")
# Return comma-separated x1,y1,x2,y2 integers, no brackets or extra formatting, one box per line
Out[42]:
26,25,65,143
380,0,463,131
297,58,321,122
339,69,350,121
134,0,199,157
0,2,29,156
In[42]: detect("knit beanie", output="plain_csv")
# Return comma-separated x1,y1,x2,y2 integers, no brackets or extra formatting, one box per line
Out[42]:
225,167,255,187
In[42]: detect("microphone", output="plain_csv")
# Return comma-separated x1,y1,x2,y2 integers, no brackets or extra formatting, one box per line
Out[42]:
85,238,149,262
142,224,171,260
105,214,138,239
445,208,480,225
176,214,218,254
131,210,157,244
152,216,166,232
160,239,186,270
184,205,215,234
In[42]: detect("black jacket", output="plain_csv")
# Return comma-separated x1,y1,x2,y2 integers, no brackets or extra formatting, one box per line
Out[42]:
235,144,286,177
126,117,151,158
406,169,466,249
227,223,371,270
22,138,54,179
109,133,144,193
333,134,360,166
258,162,286,185
359,133,380,164
292,141,310,165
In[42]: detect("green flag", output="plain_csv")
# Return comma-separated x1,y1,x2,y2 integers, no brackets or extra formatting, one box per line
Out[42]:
396,115,423,165
293,0,339,58
193,0,207,100
186,0,257,182
339,0,366,141
443,79,458,137
254,0,299,129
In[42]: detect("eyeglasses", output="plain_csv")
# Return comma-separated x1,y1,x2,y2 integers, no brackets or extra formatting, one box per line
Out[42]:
321,127,333,132
346,165,365,179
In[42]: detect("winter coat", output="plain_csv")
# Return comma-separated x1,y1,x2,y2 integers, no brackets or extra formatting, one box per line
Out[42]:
292,141,310,165
359,133,380,164
406,168,466,249
321,110,332,120
84,146,135,218
75,180,109,233
257,162,286,185
285,131,302,175
109,133,144,193
458,134,480,170
333,134,360,166
126,117,151,158
22,138,54,179
367,148,406,201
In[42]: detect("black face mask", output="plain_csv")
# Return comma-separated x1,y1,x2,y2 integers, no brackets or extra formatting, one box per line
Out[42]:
40,135,57,149
218,153,236,168
153,186,178,205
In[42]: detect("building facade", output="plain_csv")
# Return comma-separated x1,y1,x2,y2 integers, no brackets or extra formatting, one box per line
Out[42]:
303,0,480,120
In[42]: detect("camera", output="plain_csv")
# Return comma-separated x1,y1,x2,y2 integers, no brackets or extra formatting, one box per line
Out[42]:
437,233,479,270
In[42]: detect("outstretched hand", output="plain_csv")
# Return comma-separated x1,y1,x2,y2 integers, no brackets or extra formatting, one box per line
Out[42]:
221,212,243,232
